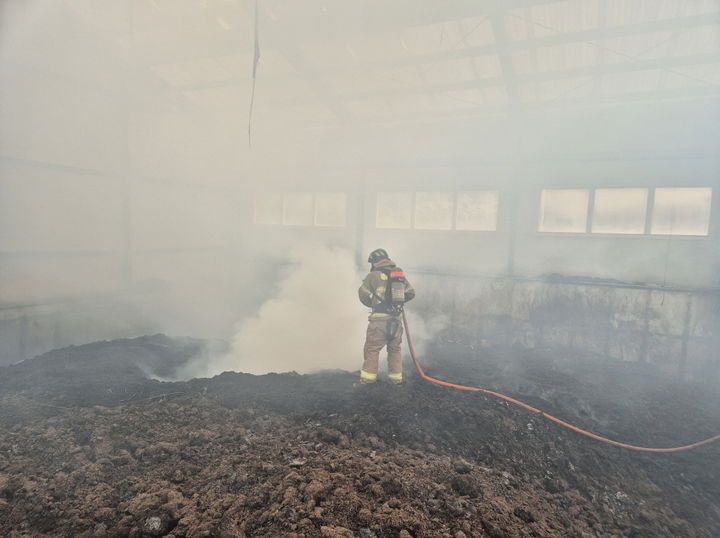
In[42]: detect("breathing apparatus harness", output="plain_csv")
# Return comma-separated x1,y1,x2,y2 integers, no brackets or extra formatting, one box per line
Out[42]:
369,265,407,340
375,266,407,316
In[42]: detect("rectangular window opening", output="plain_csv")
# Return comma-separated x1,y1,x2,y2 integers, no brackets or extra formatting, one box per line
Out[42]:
591,188,648,234
538,189,589,233
283,192,314,226
376,192,412,229
456,190,499,231
314,192,347,227
414,191,454,230
651,187,712,236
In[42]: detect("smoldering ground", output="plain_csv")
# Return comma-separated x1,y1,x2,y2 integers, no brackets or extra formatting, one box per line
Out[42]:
2,332,719,537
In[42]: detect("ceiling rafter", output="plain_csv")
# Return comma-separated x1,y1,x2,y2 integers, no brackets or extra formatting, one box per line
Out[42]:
489,13,520,105
62,0,193,111
234,1,352,121
593,0,608,97
279,47,352,121
142,0,564,68
306,85,720,130
322,13,720,75
286,52,720,105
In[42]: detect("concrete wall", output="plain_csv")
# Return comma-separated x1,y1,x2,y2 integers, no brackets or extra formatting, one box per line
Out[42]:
411,273,720,385
0,290,163,366
359,158,719,288
0,3,249,364
513,157,720,286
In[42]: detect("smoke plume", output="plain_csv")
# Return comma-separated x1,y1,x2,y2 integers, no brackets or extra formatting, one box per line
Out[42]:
169,244,362,378
167,243,447,380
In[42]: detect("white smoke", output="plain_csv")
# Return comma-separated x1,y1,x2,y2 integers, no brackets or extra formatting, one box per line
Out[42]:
404,310,450,359
169,243,362,378
168,243,448,380
222,244,367,374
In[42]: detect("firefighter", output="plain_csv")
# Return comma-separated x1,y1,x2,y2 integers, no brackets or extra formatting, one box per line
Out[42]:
358,248,415,385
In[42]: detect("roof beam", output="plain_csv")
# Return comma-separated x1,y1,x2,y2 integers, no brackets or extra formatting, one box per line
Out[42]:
278,48,352,121
489,13,520,105
524,85,720,109
0,156,118,182
323,12,720,74
232,1,351,121
142,1,562,68
292,52,720,103
307,86,720,129
61,2,192,112
256,0,563,50
522,52,720,83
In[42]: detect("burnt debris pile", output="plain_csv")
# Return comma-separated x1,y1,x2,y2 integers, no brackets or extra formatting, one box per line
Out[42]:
1,335,719,537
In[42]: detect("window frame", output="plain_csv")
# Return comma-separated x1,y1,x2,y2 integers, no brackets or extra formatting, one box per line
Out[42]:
455,190,500,232
590,187,649,235
536,186,713,238
375,191,415,230
253,191,348,228
650,187,713,237
314,192,348,228
375,189,501,232
537,188,591,234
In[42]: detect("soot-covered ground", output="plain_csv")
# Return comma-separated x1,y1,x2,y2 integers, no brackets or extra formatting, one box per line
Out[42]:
1,334,719,537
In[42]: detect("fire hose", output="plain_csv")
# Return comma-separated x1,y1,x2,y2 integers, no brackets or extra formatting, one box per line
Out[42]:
401,311,720,453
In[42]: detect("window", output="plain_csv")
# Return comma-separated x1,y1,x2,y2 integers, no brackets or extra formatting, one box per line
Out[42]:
414,192,453,230
592,188,647,234
651,187,712,236
283,192,314,226
538,189,589,233
254,191,348,228
253,192,283,225
376,192,412,229
538,186,713,236
376,190,500,231
314,192,347,227
456,191,499,231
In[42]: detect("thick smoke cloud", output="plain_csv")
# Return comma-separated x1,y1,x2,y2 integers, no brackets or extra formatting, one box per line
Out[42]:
164,244,446,380
167,244,363,379
218,243,365,375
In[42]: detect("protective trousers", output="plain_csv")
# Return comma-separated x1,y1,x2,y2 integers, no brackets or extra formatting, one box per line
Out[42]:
361,317,403,383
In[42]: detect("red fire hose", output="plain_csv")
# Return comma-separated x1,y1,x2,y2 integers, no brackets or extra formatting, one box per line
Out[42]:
401,311,720,453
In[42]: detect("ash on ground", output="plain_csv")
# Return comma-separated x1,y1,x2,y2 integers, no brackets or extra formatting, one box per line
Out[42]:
1,335,718,537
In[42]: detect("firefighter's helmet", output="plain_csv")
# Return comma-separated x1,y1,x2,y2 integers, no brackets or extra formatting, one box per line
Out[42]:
368,248,389,264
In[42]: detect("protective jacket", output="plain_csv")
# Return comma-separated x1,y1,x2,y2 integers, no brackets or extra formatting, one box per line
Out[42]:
358,258,415,320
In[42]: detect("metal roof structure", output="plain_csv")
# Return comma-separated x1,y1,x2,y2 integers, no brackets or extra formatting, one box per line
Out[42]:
56,0,720,125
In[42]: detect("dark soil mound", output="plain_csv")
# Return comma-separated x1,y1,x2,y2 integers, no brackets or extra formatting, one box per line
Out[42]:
1,334,719,537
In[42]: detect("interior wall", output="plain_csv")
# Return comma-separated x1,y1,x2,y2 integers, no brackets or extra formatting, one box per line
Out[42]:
306,98,720,288
361,164,513,276
0,3,250,364
411,273,720,386
0,4,126,307
513,157,719,286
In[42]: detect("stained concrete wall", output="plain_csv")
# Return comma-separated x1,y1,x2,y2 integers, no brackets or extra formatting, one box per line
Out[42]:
410,272,720,385
0,291,163,366
512,157,720,287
